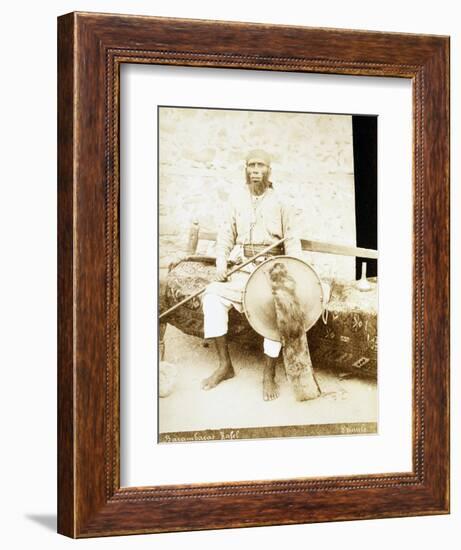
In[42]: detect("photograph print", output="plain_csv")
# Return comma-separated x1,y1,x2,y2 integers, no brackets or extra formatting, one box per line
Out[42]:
158,106,378,443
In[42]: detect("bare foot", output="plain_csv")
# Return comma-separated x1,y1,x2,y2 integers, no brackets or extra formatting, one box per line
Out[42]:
263,370,279,401
201,364,235,390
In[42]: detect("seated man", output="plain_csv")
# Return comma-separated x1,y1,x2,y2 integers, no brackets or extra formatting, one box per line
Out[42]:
202,149,303,401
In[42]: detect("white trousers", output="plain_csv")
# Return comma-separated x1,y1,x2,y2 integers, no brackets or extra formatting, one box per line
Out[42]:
202,292,282,358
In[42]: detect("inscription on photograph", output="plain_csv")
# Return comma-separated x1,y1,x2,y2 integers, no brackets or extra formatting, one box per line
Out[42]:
157,106,378,443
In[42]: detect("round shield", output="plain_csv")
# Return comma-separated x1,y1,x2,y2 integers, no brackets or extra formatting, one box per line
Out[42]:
242,256,324,341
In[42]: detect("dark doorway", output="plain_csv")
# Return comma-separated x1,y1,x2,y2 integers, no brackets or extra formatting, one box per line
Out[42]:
352,115,378,279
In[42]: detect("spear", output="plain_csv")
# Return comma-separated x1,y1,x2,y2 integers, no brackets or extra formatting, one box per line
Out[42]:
159,237,287,321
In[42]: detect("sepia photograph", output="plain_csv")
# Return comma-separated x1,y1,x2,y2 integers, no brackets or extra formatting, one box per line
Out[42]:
157,106,378,443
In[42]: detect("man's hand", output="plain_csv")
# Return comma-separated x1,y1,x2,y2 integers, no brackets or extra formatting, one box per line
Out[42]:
215,257,228,282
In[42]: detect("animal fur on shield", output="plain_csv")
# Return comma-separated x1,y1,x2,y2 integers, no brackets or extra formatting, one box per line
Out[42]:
268,262,321,401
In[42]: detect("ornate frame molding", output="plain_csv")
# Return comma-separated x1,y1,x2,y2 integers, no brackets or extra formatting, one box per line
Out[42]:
58,12,449,537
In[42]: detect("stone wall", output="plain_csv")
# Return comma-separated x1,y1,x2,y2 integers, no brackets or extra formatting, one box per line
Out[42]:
159,107,356,280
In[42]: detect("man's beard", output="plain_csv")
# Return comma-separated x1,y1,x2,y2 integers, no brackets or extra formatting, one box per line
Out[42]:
246,173,270,196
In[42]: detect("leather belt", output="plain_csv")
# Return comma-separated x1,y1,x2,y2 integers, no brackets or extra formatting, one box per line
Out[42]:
243,243,284,259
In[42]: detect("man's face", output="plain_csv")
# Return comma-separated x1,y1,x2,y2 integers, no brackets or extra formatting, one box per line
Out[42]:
245,157,271,196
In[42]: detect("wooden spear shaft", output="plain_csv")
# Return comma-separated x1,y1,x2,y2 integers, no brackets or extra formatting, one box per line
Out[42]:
159,237,287,321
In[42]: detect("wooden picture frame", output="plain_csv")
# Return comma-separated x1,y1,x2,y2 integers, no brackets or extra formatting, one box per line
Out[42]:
57,12,450,538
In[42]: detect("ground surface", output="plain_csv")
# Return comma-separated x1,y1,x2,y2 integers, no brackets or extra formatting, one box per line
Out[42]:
159,325,377,438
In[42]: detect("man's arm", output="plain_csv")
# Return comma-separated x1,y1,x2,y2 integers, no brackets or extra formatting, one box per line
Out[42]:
281,202,303,258
215,202,237,280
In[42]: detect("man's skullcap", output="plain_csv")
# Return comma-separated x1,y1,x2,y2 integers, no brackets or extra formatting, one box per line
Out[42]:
245,149,272,165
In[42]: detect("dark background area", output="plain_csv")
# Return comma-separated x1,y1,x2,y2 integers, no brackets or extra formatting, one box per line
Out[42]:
352,115,378,279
